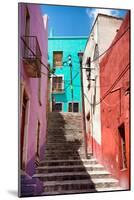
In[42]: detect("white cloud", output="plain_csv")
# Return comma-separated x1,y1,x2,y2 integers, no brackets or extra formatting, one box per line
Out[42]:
86,8,120,25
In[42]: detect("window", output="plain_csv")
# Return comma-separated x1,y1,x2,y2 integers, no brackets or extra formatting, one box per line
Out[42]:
25,7,30,36
53,103,62,112
118,123,127,169
52,76,64,92
24,7,30,58
68,102,79,112
93,44,99,60
53,51,63,67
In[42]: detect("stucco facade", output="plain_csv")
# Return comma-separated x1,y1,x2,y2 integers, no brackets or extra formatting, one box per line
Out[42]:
82,13,130,189
99,13,130,189
19,3,48,196
82,14,123,151
48,37,88,112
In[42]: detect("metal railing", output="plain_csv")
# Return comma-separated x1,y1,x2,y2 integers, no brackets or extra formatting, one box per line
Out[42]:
21,36,42,77
21,36,42,59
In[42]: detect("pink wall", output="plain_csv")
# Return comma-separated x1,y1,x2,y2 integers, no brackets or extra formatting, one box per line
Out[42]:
19,3,48,176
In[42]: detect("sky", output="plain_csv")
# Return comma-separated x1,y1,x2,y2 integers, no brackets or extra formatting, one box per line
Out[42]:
40,4,128,37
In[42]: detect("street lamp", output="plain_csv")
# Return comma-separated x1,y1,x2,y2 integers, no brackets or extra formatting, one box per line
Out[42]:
67,54,73,112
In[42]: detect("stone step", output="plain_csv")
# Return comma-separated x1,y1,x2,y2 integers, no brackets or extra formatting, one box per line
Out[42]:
47,132,83,136
45,145,85,151
47,128,82,132
36,164,104,173
45,142,84,148
48,120,82,122
48,112,82,117
41,187,123,195
44,149,85,154
33,170,111,181
39,158,96,166
44,155,87,160
47,135,82,139
46,136,82,141
42,178,119,192
44,148,84,153
48,117,82,120
48,119,82,122
44,154,85,158
48,117,82,124
46,139,83,144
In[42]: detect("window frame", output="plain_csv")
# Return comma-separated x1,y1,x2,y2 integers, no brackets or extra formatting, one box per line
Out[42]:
68,101,79,112
54,102,63,112
53,51,63,68
52,75,64,93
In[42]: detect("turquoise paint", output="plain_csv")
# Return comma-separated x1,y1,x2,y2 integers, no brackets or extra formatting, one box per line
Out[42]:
48,36,88,112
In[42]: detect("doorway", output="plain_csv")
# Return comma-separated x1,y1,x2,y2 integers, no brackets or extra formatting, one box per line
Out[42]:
118,123,127,169
20,89,29,170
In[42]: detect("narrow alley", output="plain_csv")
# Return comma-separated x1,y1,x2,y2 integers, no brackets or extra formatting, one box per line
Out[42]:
19,3,130,197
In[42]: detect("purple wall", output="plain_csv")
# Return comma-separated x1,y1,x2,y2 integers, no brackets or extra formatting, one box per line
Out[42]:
19,3,48,177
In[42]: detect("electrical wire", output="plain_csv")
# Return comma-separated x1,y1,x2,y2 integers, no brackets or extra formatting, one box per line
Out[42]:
21,25,130,94
20,57,48,77
82,63,129,106
64,72,80,90
96,63,130,105
21,36,49,71
84,26,130,65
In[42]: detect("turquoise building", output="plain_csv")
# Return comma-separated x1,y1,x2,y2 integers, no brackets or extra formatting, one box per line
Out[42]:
48,36,88,112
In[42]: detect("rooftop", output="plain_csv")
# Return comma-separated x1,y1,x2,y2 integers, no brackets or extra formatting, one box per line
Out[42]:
48,36,88,39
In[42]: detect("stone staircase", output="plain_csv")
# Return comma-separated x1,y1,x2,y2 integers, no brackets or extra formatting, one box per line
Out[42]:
33,112,122,195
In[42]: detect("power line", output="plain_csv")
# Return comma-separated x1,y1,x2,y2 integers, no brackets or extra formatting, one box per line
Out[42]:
96,63,130,105
88,26,130,65
64,72,80,90
61,26,130,86
20,57,48,77
82,63,130,106
21,36,50,71
21,37,71,86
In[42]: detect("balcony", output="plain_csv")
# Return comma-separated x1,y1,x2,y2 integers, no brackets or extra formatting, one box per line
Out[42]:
52,77,64,94
21,36,42,78
52,88,65,94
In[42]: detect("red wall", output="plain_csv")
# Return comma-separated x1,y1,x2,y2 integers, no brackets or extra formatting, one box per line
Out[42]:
99,12,130,189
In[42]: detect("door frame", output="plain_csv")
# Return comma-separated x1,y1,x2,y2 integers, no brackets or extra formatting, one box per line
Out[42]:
20,81,30,170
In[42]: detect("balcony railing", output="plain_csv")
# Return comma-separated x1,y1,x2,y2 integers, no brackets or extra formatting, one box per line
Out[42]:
52,89,64,93
21,36,42,78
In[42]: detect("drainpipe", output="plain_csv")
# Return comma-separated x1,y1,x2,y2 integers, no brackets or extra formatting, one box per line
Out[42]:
78,52,88,159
